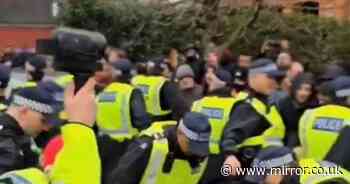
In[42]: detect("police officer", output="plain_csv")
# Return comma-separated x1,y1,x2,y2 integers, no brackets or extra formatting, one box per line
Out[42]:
0,85,62,175
221,58,286,176
96,59,150,183
192,66,246,183
8,55,47,101
23,55,47,87
298,76,350,167
132,58,187,121
97,59,150,140
108,112,211,184
0,64,11,110
0,78,101,184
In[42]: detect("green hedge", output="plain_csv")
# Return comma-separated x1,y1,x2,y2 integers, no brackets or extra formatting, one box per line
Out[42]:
61,0,350,71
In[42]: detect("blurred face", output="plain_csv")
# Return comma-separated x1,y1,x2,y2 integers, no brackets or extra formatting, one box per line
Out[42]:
295,83,312,104
207,52,219,67
281,77,292,94
108,51,120,63
277,53,292,70
178,77,195,90
20,108,51,137
249,73,278,96
317,93,332,105
176,128,191,156
94,63,114,87
161,64,172,79
287,62,304,79
238,55,252,69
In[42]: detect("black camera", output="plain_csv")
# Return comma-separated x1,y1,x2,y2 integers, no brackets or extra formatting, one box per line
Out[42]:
37,27,107,90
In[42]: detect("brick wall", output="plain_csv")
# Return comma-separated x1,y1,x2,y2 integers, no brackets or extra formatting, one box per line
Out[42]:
0,26,54,51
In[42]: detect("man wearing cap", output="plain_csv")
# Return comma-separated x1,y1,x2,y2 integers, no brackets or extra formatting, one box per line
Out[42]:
108,112,211,184
132,58,187,121
175,64,203,110
0,86,62,175
0,78,102,184
96,58,150,140
221,58,286,177
191,66,247,183
8,55,48,102
23,55,47,87
95,59,151,183
298,76,350,169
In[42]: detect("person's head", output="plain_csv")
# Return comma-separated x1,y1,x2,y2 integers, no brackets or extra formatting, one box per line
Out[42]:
230,67,248,95
175,64,196,91
245,146,296,184
6,87,62,137
25,55,47,82
248,58,285,96
291,73,315,105
109,59,134,83
329,76,350,107
317,82,334,105
277,52,293,71
261,40,282,61
319,64,347,83
220,48,235,66
185,48,200,63
287,62,304,80
107,48,128,63
0,64,11,92
147,57,169,77
135,62,148,75
205,66,232,92
238,54,252,69
206,52,220,68
94,63,114,89
176,112,210,157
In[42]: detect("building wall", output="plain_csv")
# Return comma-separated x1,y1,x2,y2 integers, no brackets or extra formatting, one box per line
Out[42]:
0,0,56,51
0,26,54,51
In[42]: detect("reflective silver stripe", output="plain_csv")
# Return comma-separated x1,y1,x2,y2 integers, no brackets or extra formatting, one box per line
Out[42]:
143,139,168,184
253,153,294,169
0,174,31,184
178,120,210,142
336,88,350,97
249,64,278,75
12,95,54,114
265,138,283,146
320,161,338,168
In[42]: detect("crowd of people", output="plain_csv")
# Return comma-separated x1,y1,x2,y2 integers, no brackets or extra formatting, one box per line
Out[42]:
0,38,349,184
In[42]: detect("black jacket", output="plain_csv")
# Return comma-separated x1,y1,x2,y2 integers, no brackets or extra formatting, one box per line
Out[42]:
0,113,38,174
98,135,132,184
107,126,205,184
130,89,151,131
220,91,273,167
159,81,188,121
276,96,312,148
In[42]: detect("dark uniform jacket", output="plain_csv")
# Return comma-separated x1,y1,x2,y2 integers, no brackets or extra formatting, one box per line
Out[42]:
220,91,275,167
106,126,204,184
0,113,38,175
